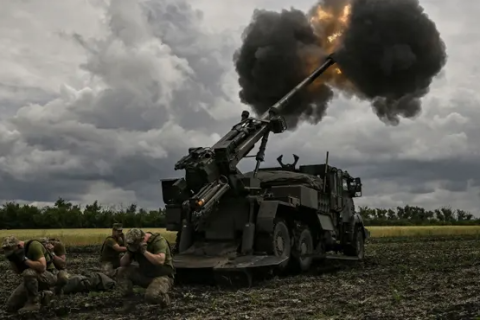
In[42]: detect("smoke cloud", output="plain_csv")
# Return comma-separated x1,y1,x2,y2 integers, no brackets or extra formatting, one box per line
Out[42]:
234,0,447,128
233,9,333,128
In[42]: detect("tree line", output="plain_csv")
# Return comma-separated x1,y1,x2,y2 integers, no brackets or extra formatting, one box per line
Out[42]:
0,198,478,229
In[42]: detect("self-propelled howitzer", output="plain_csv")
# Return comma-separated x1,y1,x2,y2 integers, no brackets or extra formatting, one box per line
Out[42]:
161,56,369,285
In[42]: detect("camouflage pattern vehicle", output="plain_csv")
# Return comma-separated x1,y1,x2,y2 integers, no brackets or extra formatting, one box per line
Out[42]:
160,56,369,284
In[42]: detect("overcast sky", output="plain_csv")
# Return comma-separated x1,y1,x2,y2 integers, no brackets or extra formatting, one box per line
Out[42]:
1,0,479,214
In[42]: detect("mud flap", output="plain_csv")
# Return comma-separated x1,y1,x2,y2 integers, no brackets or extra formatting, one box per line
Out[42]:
213,255,288,288
173,254,288,287
214,255,289,271
173,254,288,270
174,255,228,269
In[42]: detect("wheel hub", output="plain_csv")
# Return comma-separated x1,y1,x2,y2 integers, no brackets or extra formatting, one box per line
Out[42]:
276,236,284,253
300,242,307,255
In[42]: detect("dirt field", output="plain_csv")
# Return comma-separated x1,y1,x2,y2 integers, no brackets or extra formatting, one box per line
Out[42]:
1,234,480,319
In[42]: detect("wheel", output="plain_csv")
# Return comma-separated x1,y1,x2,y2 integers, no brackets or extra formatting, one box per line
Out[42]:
291,226,314,272
272,219,291,270
344,225,365,260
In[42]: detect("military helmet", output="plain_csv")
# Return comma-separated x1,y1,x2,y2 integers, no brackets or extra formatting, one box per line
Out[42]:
125,228,145,244
38,237,49,245
2,235,20,249
113,223,123,231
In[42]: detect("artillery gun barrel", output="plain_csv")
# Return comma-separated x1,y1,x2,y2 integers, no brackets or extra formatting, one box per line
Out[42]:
174,56,336,222
235,56,336,164
212,56,336,168
261,56,336,119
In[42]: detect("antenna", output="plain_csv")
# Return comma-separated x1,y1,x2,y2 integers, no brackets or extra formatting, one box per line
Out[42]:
323,151,329,190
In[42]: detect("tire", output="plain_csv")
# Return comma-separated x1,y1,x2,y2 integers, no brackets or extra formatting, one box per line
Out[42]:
291,226,314,272
272,219,291,270
344,225,365,260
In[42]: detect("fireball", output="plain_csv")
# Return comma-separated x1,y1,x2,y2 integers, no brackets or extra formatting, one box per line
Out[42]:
305,1,356,91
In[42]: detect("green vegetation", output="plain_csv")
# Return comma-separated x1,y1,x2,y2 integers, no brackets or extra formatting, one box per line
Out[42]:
0,228,176,246
359,205,477,226
2,226,480,247
0,198,478,230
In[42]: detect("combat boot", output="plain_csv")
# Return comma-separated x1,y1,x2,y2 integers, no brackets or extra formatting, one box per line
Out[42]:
118,280,137,315
42,290,54,307
117,279,134,297
18,297,41,314
159,293,171,309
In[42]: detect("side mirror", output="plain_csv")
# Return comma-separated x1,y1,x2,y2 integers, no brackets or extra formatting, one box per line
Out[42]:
354,177,362,196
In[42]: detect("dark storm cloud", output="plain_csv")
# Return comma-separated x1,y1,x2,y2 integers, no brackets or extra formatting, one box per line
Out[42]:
1,0,479,213
0,0,236,205
358,158,476,189
233,8,333,129
335,0,447,124
0,83,53,105
234,0,447,128
0,84,54,118
143,0,239,130
0,173,90,203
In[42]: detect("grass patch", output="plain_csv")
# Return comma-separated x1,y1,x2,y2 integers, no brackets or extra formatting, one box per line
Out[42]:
367,225,480,237
1,226,480,246
0,228,176,246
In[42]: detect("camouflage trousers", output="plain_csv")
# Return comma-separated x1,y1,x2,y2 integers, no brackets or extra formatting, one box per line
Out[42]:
5,268,57,312
101,261,119,278
116,265,174,308
63,272,116,294
52,269,70,294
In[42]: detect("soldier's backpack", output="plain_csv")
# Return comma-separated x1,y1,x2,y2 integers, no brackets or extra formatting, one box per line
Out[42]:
39,239,66,270
100,236,114,255
12,240,54,272
32,239,56,264
144,232,175,277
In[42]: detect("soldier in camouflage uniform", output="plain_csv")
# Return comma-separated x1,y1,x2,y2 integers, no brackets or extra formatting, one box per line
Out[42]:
51,226,121,296
39,237,69,296
2,235,56,314
61,270,116,295
100,223,127,277
116,228,175,308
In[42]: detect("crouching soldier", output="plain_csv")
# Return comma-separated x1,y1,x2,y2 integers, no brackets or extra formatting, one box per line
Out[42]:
117,228,175,309
2,235,56,314
39,237,69,295
100,223,127,277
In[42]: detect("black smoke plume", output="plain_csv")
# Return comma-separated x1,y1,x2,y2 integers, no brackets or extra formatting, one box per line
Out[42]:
233,9,333,129
234,0,447,128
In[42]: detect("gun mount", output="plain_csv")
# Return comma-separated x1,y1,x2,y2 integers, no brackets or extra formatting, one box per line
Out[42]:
161,56,369,286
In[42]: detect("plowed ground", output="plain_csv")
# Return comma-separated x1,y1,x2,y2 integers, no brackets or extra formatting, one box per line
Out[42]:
1,235,480,320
